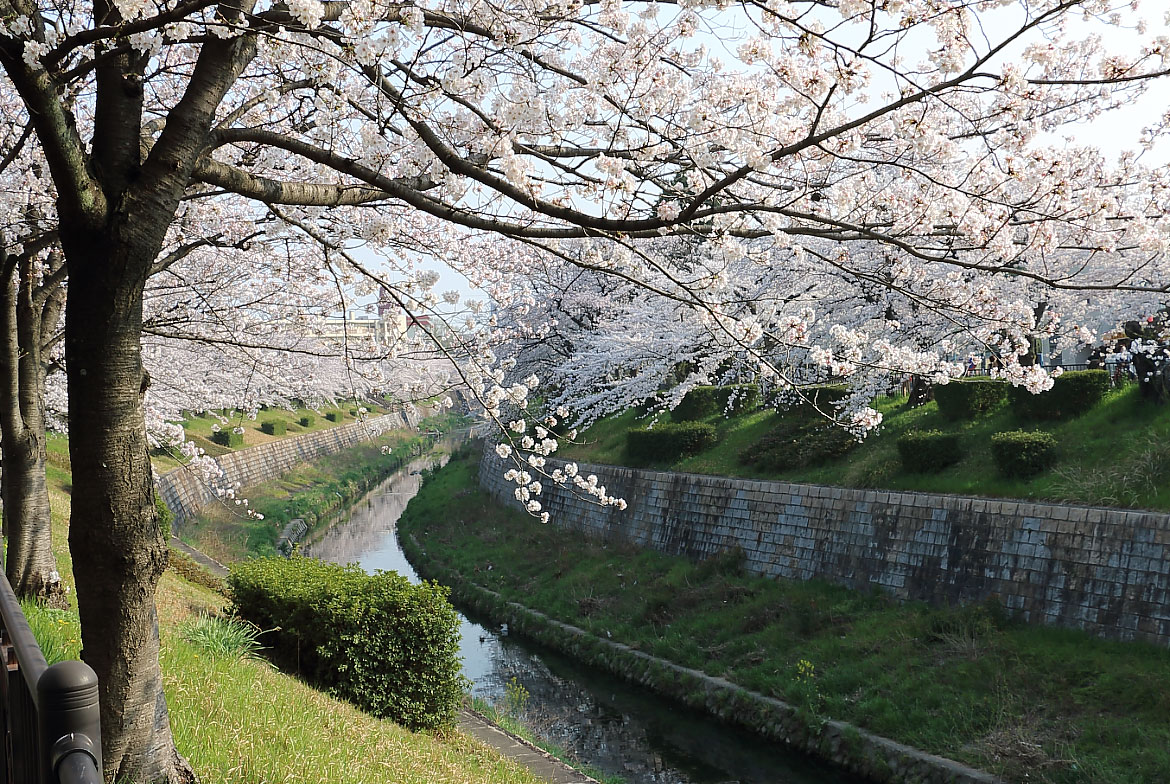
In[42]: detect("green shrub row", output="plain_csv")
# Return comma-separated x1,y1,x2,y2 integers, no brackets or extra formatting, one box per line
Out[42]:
260,420,286,436
895,430,963,474
1009,369,1109,421
210,429,243,448
933,379,1007,420
673,385,761,421
627,422,718,463
228,557,465,731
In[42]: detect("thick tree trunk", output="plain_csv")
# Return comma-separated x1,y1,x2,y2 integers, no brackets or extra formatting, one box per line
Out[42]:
0,255,66,607
65,242,194,784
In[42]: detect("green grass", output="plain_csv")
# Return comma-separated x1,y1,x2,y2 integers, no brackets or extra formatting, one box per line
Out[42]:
560,384,1170,511
24,426,551,784
400,448,1170,784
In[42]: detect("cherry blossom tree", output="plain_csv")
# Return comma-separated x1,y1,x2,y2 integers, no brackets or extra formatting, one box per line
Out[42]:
2,0,1170,779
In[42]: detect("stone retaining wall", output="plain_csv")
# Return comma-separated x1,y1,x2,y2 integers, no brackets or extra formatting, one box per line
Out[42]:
158,410,420,528
479,452,1170,646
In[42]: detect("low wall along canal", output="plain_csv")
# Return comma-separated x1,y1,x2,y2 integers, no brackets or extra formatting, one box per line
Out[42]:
155,409,421,527
478,452,1170,647
304,456,857,784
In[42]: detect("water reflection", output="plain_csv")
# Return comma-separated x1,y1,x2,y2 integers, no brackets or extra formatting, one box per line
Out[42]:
305,456,857,784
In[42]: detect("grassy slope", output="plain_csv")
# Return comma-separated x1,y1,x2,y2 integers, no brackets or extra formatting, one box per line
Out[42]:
28,425,548,784
401,450,1170,784
560,384,1170,511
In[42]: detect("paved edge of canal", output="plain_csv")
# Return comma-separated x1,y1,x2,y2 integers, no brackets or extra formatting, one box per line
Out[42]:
170,539,598,784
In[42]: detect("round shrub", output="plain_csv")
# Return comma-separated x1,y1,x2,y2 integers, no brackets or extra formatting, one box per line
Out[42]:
626,422,717,463
229,557,465,731
896,430,963,473
1009,369,1109,420
990,430,1058,478
933,379,1007,420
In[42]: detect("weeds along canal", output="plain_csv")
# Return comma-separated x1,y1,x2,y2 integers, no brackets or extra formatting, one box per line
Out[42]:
303,454,857,784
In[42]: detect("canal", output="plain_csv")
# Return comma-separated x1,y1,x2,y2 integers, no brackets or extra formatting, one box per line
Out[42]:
303,453,858,784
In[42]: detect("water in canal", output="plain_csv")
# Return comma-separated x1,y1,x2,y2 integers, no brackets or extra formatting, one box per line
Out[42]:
303,455,858,784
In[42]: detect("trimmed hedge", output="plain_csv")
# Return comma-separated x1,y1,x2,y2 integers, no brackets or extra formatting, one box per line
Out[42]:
744,419,856,472
627,422,718,463
298,414,314,427
672,385,762,421
228,557,465,731
990,430,1058,478
1009,369,1109,421
793,384,849,413
260,420,286,436
325,411,341,422
933,379,1008,420
210,429,243,448
896,430,963,473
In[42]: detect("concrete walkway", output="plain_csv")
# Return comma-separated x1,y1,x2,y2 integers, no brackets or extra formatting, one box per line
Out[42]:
172,540,596,784
457,709,599,784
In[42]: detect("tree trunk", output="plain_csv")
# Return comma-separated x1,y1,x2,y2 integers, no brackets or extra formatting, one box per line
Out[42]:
0,253,65,607
65,240,194,784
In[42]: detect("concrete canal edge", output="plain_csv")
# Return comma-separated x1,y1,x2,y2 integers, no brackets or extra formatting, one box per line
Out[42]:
458,709,600,784
404,534,1005,784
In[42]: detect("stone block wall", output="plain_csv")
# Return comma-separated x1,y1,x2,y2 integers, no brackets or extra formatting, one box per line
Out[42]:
479,453,1170,646
158,411,419,527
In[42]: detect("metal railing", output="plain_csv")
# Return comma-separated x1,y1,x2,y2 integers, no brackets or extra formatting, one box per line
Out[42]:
0,571,102,784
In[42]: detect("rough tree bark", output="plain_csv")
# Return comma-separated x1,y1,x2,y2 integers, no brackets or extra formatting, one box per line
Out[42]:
0,248,67,607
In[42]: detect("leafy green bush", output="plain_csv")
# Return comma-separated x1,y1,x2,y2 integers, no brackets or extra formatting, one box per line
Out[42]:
298,414,314,427
740,391,856,472
933,379,1008,420
229,557,465,730
627,422,717,463
896,430,963,473
672,385,762,421
260,420,286,436
672,387,719,421
210,429,243,447
990,430,1058,478
1009,369,1109,420
325,411,341,422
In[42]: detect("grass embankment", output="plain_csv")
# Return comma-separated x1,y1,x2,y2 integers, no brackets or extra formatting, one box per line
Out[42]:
27,424,550,784
559,383,1170,511
179,410,468,563
400,448,1170,784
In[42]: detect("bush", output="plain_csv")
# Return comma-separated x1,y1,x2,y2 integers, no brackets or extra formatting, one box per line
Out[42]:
933,379,1007,420
1009,369,1109,420
627,422,717,463
260,420,286,436
740,389,856,472
210,429,243,448
897,430,963,473
672,385,762,421
298,414,314,427
325,411,341,422
990,430,1058,478
672,387,719,421
229,557,465,730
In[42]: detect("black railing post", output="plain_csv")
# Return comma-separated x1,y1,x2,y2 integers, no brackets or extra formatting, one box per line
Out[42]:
37,660,102,784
